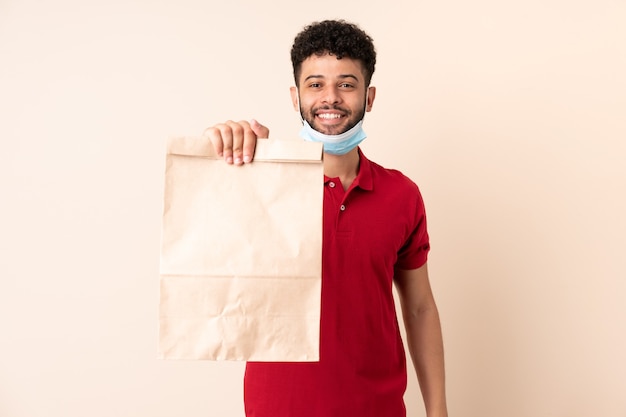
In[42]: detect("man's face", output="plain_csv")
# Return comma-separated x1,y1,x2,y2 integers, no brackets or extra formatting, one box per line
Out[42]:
291,53,375,136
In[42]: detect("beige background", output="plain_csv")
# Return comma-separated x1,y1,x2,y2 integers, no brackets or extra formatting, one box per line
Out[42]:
1,0,624,416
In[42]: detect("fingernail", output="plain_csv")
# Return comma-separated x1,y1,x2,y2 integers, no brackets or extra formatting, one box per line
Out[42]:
243,155,251,163
234,157,242,164
226,156,233,164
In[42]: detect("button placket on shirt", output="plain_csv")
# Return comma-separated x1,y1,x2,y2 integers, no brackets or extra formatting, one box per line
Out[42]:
327,181,349,213
326,180,348,232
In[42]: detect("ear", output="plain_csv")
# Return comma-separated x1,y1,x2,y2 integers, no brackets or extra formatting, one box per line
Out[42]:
366,86,376,112
290,86,299,111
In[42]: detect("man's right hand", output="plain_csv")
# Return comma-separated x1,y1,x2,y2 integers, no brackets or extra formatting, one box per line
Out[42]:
203,119,269,165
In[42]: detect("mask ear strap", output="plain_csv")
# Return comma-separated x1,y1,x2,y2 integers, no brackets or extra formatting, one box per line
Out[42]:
296,87,305,124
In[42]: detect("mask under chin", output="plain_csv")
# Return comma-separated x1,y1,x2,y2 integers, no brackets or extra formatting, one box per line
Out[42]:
298,120,367,156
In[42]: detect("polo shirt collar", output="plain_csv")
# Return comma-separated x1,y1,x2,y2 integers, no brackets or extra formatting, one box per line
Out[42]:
323,147,374,191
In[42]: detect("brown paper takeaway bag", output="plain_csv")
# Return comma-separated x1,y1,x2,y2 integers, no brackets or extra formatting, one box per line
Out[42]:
159,136,323,361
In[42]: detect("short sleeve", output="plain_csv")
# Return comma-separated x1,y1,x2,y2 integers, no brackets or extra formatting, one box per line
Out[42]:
395,187,430,270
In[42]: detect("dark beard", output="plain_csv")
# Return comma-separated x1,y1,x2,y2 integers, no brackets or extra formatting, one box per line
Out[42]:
302,105,366,135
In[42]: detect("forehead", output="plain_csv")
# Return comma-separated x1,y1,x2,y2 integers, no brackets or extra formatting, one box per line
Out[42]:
299,53,365,81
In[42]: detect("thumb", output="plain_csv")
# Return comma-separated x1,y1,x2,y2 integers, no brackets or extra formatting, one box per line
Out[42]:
250,119,270,139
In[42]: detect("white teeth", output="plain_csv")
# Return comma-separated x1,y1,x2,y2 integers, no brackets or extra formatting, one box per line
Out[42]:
318,113,342,119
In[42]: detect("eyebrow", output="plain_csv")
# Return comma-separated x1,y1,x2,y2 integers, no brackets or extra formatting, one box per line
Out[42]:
304,74,360,83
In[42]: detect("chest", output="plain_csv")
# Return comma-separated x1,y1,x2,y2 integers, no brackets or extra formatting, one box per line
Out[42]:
322,180,416,265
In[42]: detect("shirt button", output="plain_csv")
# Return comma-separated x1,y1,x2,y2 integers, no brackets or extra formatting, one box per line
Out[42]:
328,181,336,188
340,204,346,211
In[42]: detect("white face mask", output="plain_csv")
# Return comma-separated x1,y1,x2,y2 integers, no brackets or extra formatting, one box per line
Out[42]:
298,120,367,155
296,88,369,155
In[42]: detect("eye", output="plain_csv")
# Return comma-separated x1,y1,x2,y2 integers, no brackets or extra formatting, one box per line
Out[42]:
339,83,355,89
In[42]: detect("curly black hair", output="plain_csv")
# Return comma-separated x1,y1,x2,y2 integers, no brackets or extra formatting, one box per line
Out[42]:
290,20,377,87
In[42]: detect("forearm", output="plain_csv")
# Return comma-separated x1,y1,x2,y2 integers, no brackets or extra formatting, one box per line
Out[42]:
404,303,448,417
395,264,448,416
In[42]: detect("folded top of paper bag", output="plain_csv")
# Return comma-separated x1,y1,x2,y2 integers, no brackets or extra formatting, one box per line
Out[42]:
167,136,323,163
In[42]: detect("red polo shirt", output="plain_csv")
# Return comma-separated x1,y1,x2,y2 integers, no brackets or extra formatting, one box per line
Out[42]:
244,149,430,417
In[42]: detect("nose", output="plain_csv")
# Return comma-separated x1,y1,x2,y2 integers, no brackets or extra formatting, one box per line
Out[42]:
321,86,341,105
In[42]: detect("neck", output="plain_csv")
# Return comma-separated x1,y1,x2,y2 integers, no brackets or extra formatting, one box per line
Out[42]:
323,148,360,191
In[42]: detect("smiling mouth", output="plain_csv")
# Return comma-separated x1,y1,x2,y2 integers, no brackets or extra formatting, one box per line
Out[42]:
317,113,344,120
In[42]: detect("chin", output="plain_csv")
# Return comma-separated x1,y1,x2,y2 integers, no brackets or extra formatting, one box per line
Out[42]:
313,124,349,136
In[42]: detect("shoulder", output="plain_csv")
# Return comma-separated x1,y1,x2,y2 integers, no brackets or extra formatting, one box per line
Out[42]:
366,156,422,195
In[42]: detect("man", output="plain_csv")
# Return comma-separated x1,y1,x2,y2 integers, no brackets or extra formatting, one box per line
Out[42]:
204,20,448,417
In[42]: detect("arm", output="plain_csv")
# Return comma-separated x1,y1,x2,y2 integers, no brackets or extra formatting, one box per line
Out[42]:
394,262,448,417
203,119,269,165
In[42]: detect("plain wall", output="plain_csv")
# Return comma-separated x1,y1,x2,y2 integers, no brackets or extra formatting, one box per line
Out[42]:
1,0,624,416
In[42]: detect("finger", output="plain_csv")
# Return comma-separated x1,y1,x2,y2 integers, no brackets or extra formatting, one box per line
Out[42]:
203,125,226,159
216,123,235,164
242,125,257,164
225,120,248,165
250,119,270,139
242,119,270,163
